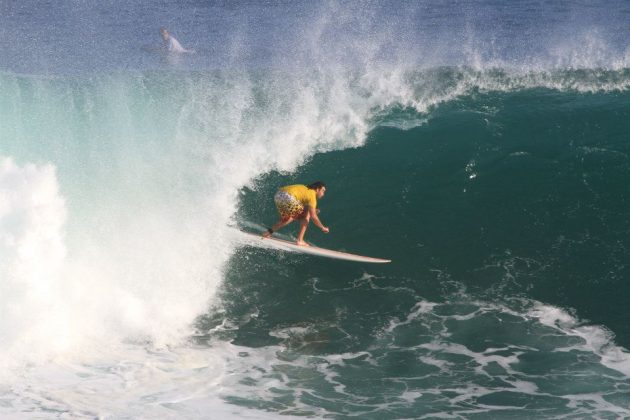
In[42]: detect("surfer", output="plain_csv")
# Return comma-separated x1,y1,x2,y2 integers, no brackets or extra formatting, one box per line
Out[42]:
263,182,329,246
159,27,193,53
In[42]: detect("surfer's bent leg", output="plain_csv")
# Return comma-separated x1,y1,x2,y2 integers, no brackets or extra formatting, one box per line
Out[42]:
296,210,311,246
264,217,294,238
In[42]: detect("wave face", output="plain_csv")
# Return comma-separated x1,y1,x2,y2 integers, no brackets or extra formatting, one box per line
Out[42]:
1,0,630,418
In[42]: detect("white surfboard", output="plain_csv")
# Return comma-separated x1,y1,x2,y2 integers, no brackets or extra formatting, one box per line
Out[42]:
241,231,391,263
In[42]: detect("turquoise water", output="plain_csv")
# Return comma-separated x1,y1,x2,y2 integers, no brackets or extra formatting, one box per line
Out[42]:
1,1,630,418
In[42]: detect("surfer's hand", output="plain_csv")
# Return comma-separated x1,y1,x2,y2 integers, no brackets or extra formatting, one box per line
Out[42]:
321,227,330,233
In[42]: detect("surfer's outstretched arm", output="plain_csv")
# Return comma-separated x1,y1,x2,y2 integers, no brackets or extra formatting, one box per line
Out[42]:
309,207,329,234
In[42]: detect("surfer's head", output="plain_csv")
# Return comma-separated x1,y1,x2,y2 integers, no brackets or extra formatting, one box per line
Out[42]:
159,27,170,41
307,181,326,198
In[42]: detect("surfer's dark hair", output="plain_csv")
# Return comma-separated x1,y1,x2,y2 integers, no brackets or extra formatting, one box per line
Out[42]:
307,181,326,190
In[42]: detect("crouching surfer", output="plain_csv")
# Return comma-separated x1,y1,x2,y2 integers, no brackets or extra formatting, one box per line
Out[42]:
263,182,329,246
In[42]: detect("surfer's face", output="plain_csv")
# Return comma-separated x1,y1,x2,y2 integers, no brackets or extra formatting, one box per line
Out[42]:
316,187,326,199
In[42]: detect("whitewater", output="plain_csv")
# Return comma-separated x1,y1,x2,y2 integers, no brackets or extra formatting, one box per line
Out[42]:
2,1,630,418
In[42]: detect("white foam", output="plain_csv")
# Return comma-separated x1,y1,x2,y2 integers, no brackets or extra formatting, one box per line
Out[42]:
0,157,69,370
528,302,630,376
1,341,301,419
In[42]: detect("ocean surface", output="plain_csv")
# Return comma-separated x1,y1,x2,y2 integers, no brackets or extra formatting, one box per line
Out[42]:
1,1,630,418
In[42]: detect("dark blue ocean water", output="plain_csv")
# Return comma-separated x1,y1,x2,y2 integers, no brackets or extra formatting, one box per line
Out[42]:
1,1,630,418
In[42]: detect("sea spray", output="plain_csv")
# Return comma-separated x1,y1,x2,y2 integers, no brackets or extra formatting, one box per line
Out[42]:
0,158,67,369
0,65,402,367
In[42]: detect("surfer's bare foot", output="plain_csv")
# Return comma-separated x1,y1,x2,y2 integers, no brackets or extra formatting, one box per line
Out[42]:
296,240,310,247
262,229,273,238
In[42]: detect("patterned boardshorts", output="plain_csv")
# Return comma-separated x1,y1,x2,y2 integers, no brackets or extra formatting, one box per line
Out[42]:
274,190,305,221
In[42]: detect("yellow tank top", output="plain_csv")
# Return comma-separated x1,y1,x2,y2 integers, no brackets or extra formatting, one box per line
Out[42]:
281,184,317,209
